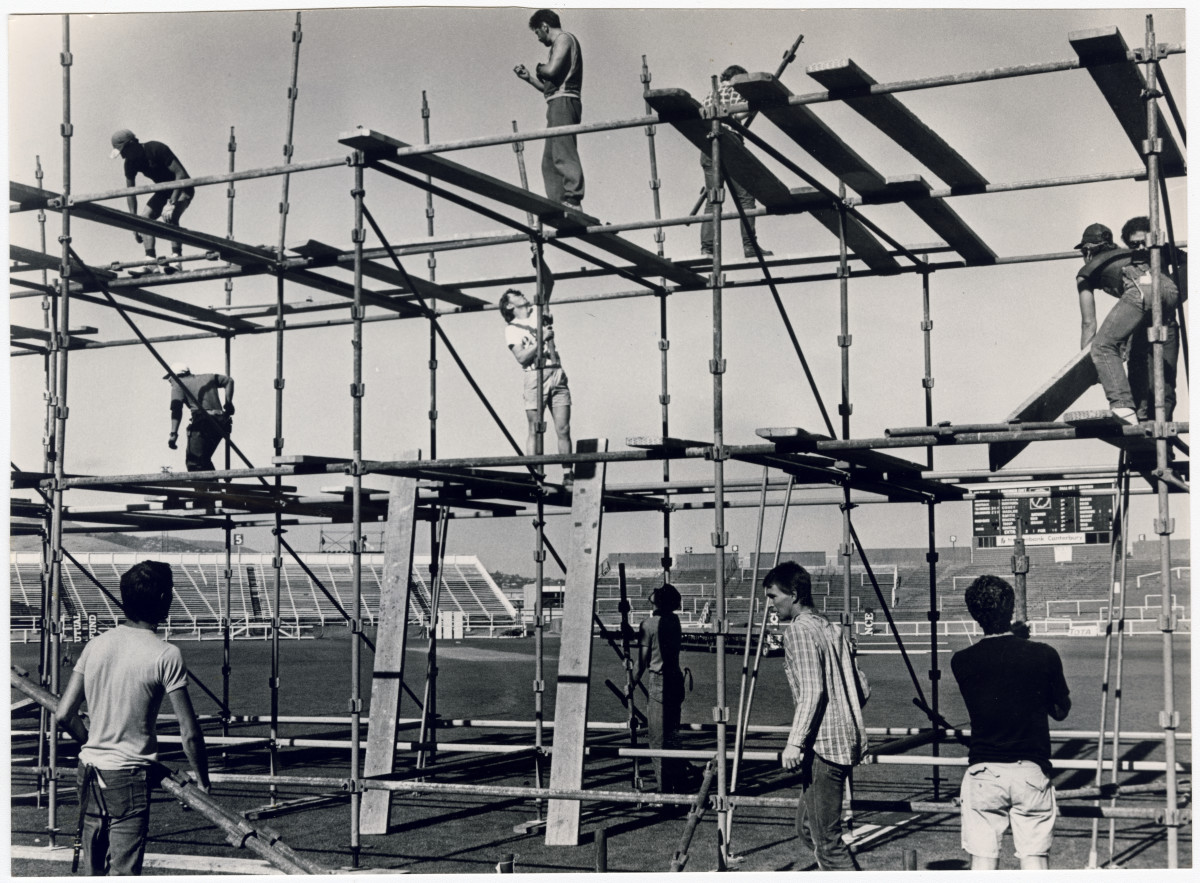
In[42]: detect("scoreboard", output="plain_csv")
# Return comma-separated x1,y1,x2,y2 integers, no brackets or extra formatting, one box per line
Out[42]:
972,482,1115,547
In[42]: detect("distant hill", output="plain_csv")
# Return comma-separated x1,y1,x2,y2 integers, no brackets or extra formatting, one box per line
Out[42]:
8,533,257,555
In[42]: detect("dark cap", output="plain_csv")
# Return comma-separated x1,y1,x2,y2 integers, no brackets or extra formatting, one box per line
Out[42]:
1074,222,1113,250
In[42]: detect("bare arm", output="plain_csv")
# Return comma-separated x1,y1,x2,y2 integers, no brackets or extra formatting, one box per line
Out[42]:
166,158,189,205
536,33,571,85
1077,283,1098,349
221,375,235,412
57,670,86,727
512,64,549,94
168,687,210,790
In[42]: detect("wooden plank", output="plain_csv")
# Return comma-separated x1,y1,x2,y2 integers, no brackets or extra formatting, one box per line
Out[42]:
289,240,487,309
10,243,117,279
732,73,887,196
805,59,990,191
643,88,796,210
360,457,421,835
806,204,901,273
339,128,707,289
883,177,996,264
625,436,709,450
1069,28,1185,177
1063,410,1156,453
545,438,608,847
11,325,98,341
989,349,1098,470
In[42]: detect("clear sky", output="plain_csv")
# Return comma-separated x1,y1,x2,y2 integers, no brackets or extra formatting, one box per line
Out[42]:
5,4,1191,575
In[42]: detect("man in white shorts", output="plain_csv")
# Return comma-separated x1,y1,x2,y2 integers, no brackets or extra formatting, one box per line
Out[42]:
951,575,1071,870
500,257,572,486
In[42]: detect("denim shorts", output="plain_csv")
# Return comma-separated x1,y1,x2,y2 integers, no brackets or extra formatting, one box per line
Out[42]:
960,760,1056,859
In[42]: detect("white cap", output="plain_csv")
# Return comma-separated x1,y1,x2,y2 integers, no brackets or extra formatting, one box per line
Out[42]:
163,362,191,379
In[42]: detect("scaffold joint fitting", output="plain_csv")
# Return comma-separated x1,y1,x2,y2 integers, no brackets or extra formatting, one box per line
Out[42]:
659,394,671,405
349,618,363,634
1141,138,1163,156
922,377,935,389
928,669,942,682
838,403,853,417
347,697,362,713
659,339,670,352
1146,325,1169,343
1010,555,1029,574
1158,710,1180,729
710,531,728,547
1153,517,1174,536
927,610,941,623
273,436,285,450
350,382,365,399
838,334,853,348
706,446,729,463
60,122,74,138
533,550,546,563
711,706,730,723
1158,613,1176,632
428,409,438,421
709,359,726,376
350,228,365,243
273,377,286,391
532,679,545,693
268,677,281,690
649,176,660,190
926,551,939,563
921,320,933,332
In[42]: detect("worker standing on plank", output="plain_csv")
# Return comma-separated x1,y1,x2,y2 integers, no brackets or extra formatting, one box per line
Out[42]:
111,129,194,277
512,9,585,211
165,363,235,473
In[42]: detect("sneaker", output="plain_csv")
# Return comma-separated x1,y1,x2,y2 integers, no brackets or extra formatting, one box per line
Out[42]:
700,246,714,258
162,264,178,276
128,264,161,277
1111,408,1139,426
563,199,583,211
744,246,773,259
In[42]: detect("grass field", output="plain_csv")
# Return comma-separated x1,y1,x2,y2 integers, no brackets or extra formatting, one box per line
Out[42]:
10,629,1192,873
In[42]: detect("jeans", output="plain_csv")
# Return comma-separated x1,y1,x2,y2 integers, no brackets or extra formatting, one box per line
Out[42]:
542,98,584,205
186,411,231,472
76,765,152,876
1090,281,1179,421
700,147,758,252
794,752,860,871
647,670,685,792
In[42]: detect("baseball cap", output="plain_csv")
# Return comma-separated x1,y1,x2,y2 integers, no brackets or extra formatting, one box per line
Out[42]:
110,129,137,159
1074,223,1113,250
163,362,191,379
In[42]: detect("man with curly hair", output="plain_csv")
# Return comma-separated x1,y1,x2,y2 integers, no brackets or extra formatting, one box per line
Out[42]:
951,575,1071,870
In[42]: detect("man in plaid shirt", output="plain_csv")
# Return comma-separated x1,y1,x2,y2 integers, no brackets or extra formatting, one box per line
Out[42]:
699,65,773,260
765,561,869,871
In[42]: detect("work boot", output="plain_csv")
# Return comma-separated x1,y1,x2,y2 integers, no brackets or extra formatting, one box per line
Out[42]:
744,245,773,259
1111,408,1139,426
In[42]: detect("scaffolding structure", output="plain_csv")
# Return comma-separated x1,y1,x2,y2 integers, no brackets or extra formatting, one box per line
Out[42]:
9,12,1190,871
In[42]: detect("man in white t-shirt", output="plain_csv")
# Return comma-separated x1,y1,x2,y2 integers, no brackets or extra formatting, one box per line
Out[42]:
499,257,573,485
57,560,210,876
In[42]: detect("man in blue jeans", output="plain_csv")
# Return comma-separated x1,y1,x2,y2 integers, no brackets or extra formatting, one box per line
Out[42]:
765,562,870,871
1076,218,1180,424
57,561,210,875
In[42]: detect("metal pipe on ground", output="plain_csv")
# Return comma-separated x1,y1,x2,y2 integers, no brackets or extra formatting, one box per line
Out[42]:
9,666,329,875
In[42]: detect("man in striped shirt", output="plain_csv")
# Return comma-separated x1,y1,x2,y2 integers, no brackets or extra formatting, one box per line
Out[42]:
765,561,869,871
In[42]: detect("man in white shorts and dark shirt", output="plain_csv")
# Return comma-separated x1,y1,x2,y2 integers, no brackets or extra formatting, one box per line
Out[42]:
951,575,1071,870
57,560,210,876
500,257,573,485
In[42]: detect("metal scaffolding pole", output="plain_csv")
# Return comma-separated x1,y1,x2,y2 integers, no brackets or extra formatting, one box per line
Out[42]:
41,14,75,845
1142,15,1180,868
220,126,237,762
1105,467,1133,864
348,153,367,868
705,75,732,864
266,12,303,802
641,55,673,582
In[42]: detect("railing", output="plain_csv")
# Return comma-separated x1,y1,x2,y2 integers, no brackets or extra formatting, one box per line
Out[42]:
1045,598,1108,618
1135,567,1191,590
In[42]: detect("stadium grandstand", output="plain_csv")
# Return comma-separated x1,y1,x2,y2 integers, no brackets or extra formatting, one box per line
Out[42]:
10,552,518,642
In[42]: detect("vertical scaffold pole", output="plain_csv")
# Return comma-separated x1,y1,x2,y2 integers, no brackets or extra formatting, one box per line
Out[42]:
421,90,442,763
1087,456,1129,867
919,264,942,799
35,154,55,810
1142,14,1179,868
349,153,367,869
1105,468,1132,864
221,126,237,756
705,75,732,862
267,11,303,801
43,13,75,846
641,55,673,582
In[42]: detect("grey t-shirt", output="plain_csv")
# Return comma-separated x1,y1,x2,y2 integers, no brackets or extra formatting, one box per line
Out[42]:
76,624,188,769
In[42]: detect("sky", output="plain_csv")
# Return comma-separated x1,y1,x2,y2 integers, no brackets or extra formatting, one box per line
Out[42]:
5,4,1192,576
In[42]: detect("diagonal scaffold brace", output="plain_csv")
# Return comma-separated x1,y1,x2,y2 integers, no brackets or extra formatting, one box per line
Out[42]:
10,665,331,875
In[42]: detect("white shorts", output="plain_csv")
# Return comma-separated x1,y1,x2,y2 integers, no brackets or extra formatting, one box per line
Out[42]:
960,761,1057,860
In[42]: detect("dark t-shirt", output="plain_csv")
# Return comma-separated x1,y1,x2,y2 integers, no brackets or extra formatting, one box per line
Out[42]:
951,634,1070,775
125,141,195,195
1077,247,1133,298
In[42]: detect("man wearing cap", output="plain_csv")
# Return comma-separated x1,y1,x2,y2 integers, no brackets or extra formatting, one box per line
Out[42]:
165,364,234,473
111,130,194,277
1075,220,1180,424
